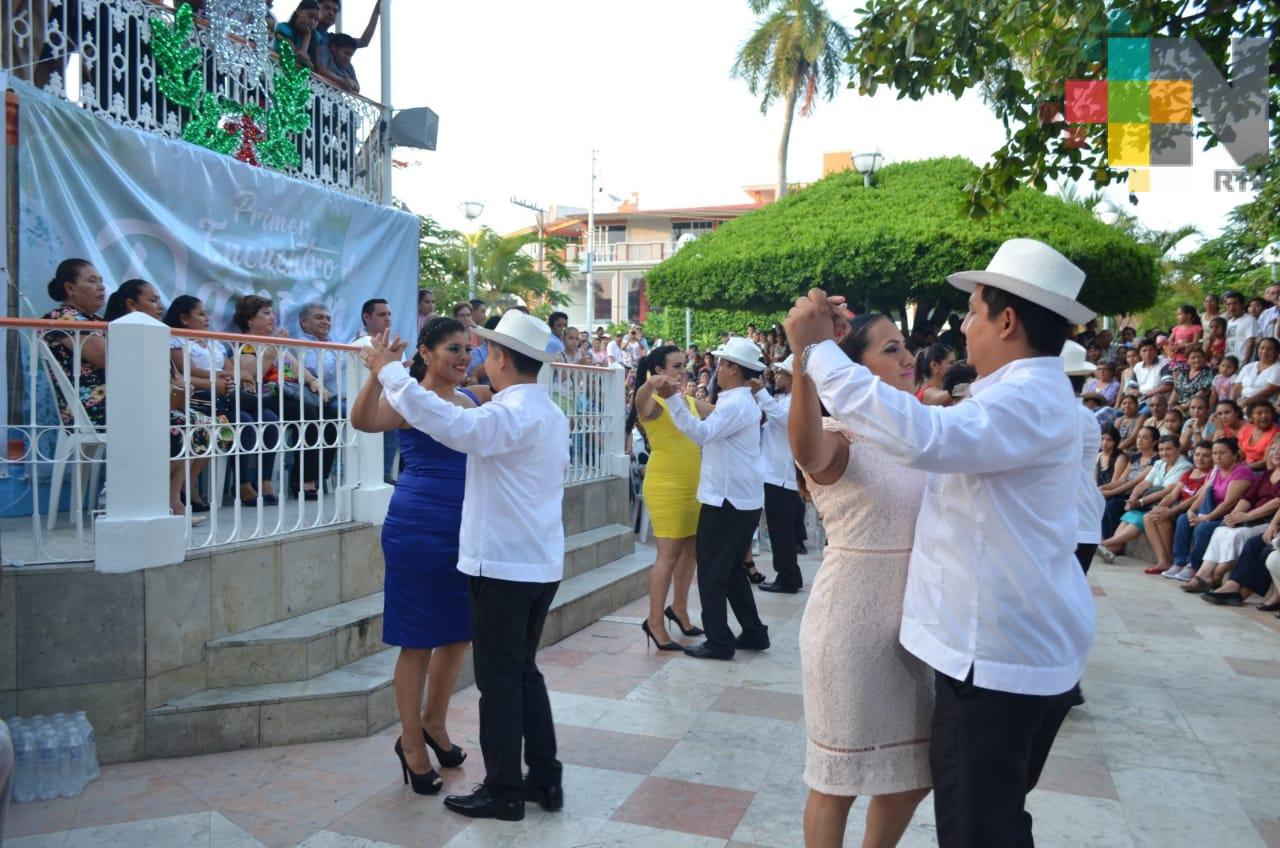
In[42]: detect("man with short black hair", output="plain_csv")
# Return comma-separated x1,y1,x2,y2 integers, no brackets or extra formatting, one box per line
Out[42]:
1133,339,1173,404
312,0,380,93
546,311,568,355
328,32,360,92
1224,290,1260,363
356,298,392,340
786,238,1095,848
470,299,488,328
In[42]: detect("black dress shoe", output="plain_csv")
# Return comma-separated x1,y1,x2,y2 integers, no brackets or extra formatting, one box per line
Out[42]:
443,785,524,821
1202,590,1243,606
734,628,770,651
796,543,807,554
759,580,799,594
683,642,734,660
525,778,564,812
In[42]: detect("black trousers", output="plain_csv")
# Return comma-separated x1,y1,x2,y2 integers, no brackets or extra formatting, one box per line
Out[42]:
763,484,803,588
931,669,1076,848
1101,496,1127,541
696,501,767,654
469,576,562,799
1075,543,1097,575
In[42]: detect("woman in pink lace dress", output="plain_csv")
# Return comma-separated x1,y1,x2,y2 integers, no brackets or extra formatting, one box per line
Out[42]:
790,314,933,848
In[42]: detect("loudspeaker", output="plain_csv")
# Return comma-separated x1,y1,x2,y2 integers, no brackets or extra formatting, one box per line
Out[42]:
389,107,439,151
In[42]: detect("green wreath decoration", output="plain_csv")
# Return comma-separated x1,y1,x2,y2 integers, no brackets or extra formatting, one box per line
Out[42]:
148,3,312,170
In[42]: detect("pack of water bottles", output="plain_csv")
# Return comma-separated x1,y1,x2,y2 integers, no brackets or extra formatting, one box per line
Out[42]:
8,711,100,802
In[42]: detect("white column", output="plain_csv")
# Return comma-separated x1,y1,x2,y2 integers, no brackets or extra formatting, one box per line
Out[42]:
95,314,186,572
603,363,629,478
348,337,393,523
379,0,393,206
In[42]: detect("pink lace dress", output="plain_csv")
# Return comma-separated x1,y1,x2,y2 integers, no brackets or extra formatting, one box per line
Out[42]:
799,419,933,796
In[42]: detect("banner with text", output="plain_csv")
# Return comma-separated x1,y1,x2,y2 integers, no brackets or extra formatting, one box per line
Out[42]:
16,82,417,344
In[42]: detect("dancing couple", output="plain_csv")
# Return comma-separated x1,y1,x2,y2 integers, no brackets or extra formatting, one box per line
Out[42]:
786,238,1097,847
360,311,568,822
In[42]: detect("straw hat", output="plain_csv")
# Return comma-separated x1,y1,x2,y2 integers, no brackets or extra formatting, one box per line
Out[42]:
711,337,766,371
473,311,556,362
948,238,1096,324
1060,340,1097,377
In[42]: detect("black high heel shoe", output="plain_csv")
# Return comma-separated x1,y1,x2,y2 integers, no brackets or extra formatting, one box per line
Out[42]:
422,728,467,768
395,737,443,796
641,620,683,651
665,606,704,637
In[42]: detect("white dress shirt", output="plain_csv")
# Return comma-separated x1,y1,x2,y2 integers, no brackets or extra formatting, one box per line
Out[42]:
1076,404,1104,545
806,341,1095,696
665,385,765,510
755,389,798,491
378,365,569,582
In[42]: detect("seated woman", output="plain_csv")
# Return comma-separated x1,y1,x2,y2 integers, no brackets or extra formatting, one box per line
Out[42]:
1143,441,1213,574
1201,523,1280,608
104,280,215,523
1165,437,1254,581
1095,426,1128,492
1115,395,1143,451
1100,426,1159,540
1236,400,1279,472
41,259,106,427
1159,407,1185,439
1232,337,1280,407
1096,435,1189,563
1084,360,1121,406
1184,440,1280,593
1172,349,1213,409
1208,398,1244,442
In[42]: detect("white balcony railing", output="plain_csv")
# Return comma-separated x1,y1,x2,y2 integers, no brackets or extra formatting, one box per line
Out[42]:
1,0,385,202
563,241,676,266
0,318,628,568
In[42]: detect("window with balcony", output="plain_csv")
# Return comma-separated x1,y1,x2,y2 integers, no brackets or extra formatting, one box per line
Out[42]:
672,221,714,241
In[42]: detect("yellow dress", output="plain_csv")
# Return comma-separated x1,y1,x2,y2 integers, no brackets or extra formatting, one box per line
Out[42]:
642,395,702,539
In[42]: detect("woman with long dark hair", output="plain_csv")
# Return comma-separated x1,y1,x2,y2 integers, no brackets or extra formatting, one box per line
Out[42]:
790,313,932,848
351,317,489,795
630,344,710,648
913,343,955,406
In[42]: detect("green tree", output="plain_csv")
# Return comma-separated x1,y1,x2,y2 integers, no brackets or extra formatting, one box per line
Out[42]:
643,306,789,350
732,0,852,201
843,1,1279,221
647,157,1160,321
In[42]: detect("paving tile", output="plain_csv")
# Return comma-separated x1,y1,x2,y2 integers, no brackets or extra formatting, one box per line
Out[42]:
217,811,321,848
651,739,780,792
1036,754,1119,801
708,686,804,722
71,773,209,830
683,710,799,755
6,795,81,838
610,776,755,840
219,765,387,829
327,783,472,848
1111,765,1267,847
1225,656,1280,679
555,724,678,775
591,820,729,847
296,831,402,848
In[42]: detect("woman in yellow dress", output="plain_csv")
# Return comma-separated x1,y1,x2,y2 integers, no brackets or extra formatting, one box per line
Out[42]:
630,344,710,648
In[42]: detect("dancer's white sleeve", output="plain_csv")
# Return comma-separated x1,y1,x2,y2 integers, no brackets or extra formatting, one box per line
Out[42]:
754,389,786,421
805,340,1074,474
377,363,526,457
665,391,755,446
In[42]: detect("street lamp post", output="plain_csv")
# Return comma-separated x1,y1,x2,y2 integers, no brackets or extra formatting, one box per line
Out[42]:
459,201,484,299
1263,241,1280,284
851,151,884,188
585,149,598,337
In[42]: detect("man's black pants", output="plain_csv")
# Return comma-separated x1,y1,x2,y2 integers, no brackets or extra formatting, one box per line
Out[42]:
469,576,562,800
930,669,1076,848
1075,543,1096,574
696,501,767,655
763,483,803,589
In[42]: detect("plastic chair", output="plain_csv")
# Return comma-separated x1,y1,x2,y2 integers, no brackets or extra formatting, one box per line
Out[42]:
37,339,106,530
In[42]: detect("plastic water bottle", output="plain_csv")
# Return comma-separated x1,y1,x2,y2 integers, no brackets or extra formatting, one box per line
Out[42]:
34,722,61,801
75,711,99,782
12,721,38,803
59,721,86,797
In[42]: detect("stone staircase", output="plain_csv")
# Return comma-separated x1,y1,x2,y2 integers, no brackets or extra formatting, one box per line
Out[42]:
143,476,647,758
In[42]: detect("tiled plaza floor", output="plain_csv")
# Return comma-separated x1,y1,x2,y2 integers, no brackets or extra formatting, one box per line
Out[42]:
10,546,1280,847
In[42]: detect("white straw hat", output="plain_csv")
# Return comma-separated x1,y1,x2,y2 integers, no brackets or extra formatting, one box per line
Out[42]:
948,238,1096,324
711,337,765,371
473,311,556,362
1060,340,1097,376
774,354,795,375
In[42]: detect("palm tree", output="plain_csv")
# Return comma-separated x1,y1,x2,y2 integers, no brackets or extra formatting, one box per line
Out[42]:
732,0,852,201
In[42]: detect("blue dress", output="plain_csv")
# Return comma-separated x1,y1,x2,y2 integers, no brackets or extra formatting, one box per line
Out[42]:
380,390,476,649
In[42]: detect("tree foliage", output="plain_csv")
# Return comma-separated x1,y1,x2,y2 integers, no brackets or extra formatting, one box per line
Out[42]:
843,1,1280,221
732,0,852,200
647,157,1161,318
643,306,789,351
415,216,571,315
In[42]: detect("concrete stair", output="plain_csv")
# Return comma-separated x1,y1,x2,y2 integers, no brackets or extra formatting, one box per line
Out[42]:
143,477,645,758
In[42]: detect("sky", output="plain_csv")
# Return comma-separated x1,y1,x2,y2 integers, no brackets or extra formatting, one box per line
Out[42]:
313,0,1259,253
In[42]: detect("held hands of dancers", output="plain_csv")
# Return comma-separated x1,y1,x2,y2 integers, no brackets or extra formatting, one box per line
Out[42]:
363,329,410,374
783,289,853,362
646,373,679,398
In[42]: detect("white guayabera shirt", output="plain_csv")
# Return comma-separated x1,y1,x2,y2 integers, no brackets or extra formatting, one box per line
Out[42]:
805,340,1095,697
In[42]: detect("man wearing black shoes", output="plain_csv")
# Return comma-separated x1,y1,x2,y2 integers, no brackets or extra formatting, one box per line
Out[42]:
754,354,803,594
655,337,770,660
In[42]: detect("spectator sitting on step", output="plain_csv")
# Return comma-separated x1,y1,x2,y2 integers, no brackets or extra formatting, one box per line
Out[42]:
1139,393,1170,437
1181,395,1212,455
1237,400,1279,472
1204,316,1228,361
1209,398,1244,442
1200,508,1280,608
1096,435,1190,563
1116,395,1143,451
1233,338,1280,407
1172,349,1214,409
1084,360,1121,406
1213,354,1238,404
1141,441,1214,574
1100,425,1160,541
1164,437,1254,582
1184,439,1280,593
1160,407,1185,440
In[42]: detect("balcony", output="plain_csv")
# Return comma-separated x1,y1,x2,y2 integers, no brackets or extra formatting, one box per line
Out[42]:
1,0,386,202
563,240,677,266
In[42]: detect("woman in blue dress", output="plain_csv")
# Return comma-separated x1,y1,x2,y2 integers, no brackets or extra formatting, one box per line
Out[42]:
352,316,489,794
